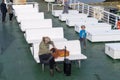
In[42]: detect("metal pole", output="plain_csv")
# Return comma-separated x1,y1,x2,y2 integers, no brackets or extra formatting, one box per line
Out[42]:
48,2,50,11
52,3,54,12
77,2,79,11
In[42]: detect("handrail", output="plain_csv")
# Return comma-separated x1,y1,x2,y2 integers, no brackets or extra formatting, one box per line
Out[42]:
48,3,80,12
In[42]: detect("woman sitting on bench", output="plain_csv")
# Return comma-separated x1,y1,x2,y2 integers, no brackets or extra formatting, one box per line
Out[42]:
38,36,61,76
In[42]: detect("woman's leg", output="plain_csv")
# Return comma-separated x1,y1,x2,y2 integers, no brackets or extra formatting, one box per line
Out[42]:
39,54,50,63
46,54,55,69
39,54,56,69
9,13,13,21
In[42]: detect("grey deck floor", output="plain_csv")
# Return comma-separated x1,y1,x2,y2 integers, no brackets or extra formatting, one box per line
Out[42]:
0,0,120,80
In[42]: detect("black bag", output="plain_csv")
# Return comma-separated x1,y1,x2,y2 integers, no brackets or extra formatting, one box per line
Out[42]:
63,46,71,76
64,58,71,76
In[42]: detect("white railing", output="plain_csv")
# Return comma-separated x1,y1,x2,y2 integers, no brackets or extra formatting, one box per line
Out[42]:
48,2,80,11
78,2,120,28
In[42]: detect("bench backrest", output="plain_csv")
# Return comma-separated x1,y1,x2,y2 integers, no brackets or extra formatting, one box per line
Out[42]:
59,14,87,18
45,0,55,2
17,12,44,19
20,19,52,31
15,9,38,16
13,4,39,16
13,4,38,10
67,17,98,22
51,40,81,55
87,30,120,35
52,10,79,16
13,4,34,9
17,12,44,23
25,27,64,43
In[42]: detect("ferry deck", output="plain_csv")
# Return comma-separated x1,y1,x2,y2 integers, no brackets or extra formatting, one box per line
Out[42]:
0,0,120,80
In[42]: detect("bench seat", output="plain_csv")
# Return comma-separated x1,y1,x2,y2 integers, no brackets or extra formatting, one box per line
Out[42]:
87,30,120,42
105,43,120,59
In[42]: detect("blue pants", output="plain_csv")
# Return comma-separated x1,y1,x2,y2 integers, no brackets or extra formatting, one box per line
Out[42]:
39,53,56,69
79,38,86,49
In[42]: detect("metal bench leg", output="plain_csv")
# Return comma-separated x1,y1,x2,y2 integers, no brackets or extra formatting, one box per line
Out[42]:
78,60,81,68
42,64,45,71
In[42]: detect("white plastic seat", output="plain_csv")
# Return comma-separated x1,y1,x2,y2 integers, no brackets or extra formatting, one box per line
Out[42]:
52,10,79,17
25,27,67,44
74,23,112,33
20,19,52,32
66,17,98,27
87,30,120,42
105,43,120,59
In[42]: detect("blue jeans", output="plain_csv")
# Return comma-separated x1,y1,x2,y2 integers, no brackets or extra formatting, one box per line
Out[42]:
79,38,86,49
39,53,56,69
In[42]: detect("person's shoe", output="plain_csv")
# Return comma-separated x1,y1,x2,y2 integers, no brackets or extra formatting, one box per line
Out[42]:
55,66,62,73
50,69,54,76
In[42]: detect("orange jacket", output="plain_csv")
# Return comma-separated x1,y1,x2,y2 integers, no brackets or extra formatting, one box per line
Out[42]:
117,21,120,29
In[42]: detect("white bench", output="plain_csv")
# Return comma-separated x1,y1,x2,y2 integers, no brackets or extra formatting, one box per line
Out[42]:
14,8,39,17
31,40,87,70
25,27,67,44
13,4,37,9
66,17,99,27
13,3,39,9
59,13,88,21
13,4,39,16
105,43,120,59
52,10,79,17
75,23,112,33
45,0,55,2
16,12,44,23
87,30,120,42
20,19,52,32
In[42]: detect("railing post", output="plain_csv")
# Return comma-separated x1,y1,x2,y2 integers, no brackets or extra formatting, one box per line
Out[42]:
114,17,117,29
73,0,76,9
52,3,54,12
82,3,84,13
77,2,79,11
87,5,89,16
107,13,110,24
48,2,50,11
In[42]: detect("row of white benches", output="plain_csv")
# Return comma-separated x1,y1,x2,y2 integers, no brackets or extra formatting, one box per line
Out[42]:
52,9,120,42
13,3,87,69
52,9,120,60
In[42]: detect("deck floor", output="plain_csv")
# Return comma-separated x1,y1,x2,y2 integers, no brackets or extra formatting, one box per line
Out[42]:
0,0,120,80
